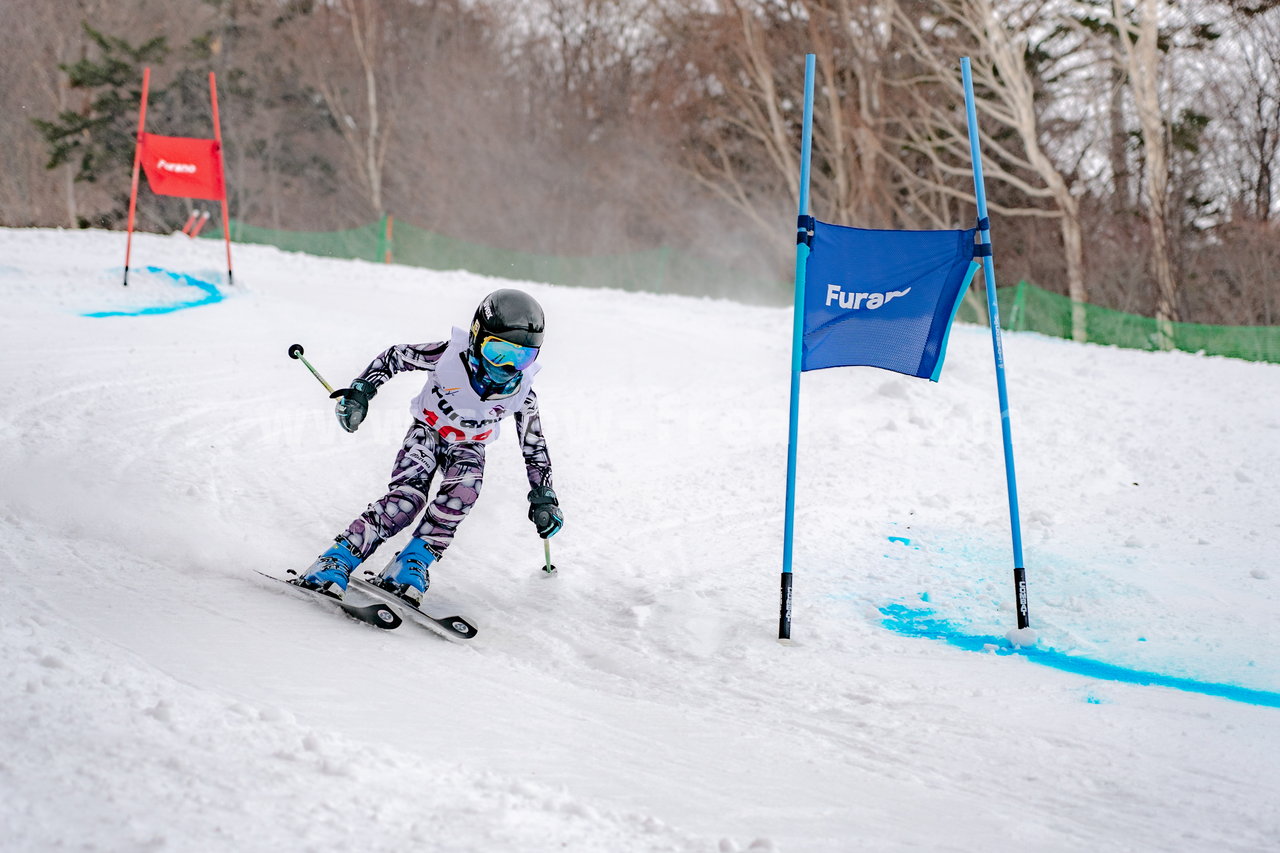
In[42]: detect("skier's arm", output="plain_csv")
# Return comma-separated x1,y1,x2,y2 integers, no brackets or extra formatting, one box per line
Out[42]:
332,342,447,433
514,390,552,490
354,341,449,389
516,391,563,538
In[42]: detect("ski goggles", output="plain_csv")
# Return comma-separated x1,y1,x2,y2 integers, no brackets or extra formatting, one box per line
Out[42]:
480,335,539,370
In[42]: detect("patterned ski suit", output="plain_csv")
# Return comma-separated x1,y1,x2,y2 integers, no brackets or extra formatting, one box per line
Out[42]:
334,327,552,563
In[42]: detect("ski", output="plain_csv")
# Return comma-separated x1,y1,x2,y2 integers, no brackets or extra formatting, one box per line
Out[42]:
350,574,478,642
255,570,402,630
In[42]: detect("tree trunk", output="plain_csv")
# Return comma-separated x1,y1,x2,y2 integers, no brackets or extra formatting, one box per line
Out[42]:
315,0,388,217
1115,0,1179,339
1108,59,1130,214
1059,195,1088,341
360,24,383,214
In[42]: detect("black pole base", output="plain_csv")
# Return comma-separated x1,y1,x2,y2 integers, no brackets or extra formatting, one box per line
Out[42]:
778,572,794,641
1013,566,1029,629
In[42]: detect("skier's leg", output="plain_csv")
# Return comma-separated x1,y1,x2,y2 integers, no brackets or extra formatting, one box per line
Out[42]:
339,421,441,560
372,440,485,605
412,440,486,556
299,422,437,596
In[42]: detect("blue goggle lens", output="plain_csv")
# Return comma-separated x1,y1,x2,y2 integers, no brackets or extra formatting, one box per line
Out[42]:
481,336,539,370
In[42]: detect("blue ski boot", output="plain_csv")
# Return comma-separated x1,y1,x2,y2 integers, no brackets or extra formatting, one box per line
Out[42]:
296,539,362,599
373,538,435,607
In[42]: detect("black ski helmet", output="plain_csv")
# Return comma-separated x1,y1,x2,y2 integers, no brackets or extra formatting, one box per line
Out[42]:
469,289,545,360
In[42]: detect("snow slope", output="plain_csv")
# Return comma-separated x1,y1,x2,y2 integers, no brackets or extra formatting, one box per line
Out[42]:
1,227,1278,852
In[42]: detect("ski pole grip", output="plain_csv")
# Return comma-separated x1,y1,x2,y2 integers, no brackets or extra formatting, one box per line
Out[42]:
287,343,335,394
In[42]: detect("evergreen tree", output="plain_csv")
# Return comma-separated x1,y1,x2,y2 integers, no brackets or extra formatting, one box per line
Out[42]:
32,24,168,227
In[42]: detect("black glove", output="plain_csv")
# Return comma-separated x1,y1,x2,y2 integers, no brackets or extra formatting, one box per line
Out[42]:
330,379,376,433
528,486,563,539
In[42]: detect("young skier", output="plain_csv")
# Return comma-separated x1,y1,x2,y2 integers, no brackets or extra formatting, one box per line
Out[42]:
295,288,563,605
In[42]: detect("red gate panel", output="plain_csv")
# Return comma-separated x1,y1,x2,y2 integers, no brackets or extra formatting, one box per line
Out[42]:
139,133,225,201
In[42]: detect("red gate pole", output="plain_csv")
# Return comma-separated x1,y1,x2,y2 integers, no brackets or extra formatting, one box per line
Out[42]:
122,67,151,287
190,210,211,238
209,71,234,286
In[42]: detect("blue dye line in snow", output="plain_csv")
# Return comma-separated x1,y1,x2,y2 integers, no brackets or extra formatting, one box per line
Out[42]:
83,266,223,317
879,603,1280,709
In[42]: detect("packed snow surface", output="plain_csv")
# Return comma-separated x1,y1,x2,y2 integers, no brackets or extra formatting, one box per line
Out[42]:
2,228,1278,852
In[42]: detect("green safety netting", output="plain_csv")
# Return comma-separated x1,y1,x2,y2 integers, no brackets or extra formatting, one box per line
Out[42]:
216,216,784,303
212,219,1279,364
957,281,1280,364
225,219,387,263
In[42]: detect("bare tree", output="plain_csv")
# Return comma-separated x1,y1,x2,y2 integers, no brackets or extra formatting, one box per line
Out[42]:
652,0,799,242
892,0,1096,339
652,0,930,263
1113,0,1179,334
1210,6,1280,222
806,0,908,226
308,0,395,216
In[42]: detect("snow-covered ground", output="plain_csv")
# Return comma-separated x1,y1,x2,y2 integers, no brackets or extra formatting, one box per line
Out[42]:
1,227,1277,852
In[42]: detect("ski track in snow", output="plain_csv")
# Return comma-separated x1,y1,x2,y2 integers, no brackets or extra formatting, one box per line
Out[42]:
1,227,1278,852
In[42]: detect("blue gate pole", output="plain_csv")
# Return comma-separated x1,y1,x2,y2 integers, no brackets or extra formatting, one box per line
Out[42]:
779,54,816,641
961,58,1030,630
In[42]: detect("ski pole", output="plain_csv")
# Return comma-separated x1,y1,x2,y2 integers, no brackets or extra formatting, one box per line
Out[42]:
542,538,557,575
287,343,335,394
189,210,211,239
